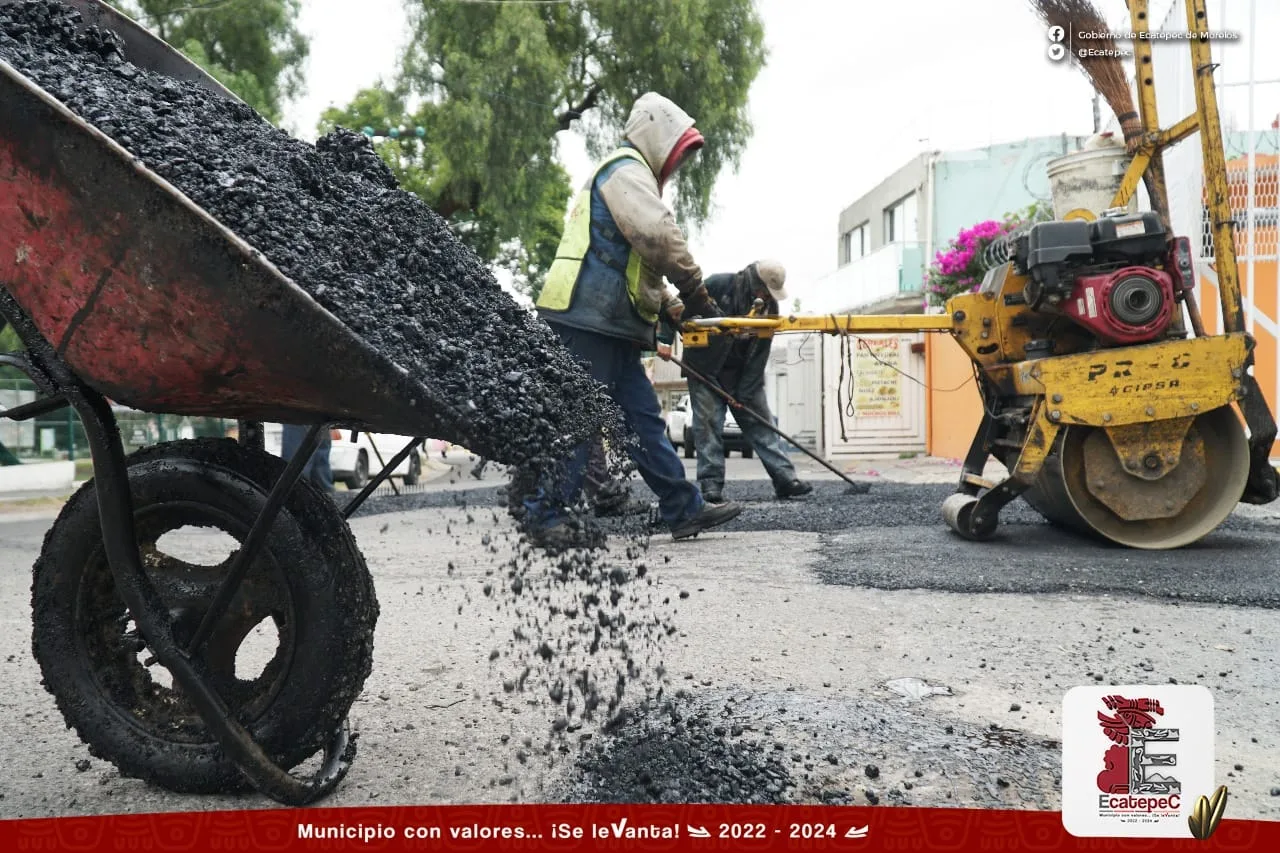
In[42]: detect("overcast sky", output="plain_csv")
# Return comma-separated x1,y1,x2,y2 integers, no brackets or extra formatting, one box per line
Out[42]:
287,0,1278,307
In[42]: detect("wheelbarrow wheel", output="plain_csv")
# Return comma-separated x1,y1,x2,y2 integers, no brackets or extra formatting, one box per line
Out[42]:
31,438,378,795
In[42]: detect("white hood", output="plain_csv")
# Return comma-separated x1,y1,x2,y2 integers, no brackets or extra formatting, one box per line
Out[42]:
623,92,696,179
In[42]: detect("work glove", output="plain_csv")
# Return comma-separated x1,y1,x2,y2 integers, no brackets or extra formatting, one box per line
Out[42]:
662,296,686,324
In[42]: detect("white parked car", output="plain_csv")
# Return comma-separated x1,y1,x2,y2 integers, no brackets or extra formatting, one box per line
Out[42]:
263,424,426,489
664,394,751,459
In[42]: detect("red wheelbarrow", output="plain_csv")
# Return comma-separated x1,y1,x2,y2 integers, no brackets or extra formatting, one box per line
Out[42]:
1,0,448,806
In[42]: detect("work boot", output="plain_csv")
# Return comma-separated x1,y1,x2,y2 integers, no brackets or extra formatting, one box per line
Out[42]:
670,501,743,541
775,479,813,500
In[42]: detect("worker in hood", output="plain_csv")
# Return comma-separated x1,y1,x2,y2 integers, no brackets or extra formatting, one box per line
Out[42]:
658,260,813,504
528,92,740,550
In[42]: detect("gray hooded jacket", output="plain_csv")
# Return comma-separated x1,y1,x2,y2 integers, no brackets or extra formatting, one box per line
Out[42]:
537,93,704,346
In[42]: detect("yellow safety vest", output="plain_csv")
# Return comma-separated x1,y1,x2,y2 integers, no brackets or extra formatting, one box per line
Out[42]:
537,148,656,324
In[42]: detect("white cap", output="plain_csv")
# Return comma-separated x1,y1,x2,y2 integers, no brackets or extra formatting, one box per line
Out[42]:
751,259,787,301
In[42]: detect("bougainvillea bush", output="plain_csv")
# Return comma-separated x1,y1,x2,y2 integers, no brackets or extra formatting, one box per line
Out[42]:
925,202,1051,307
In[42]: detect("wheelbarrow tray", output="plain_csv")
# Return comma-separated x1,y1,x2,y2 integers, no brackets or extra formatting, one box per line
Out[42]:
0,11,457,438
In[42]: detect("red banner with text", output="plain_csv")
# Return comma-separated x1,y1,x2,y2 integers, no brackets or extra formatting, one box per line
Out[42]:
3,806,1276,852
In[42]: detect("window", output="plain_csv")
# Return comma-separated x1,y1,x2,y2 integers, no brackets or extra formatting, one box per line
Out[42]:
843,222,868,263
884,193,918,244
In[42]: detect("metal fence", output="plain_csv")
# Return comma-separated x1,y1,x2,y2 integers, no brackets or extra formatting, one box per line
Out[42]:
1150,0,1280,421
1,366,236,466
2,363,462,494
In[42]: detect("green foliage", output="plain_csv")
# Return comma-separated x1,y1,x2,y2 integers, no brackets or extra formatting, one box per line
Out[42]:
107,0,307,124
1004,200,1054,229
0,323,21,352
323,0,767,299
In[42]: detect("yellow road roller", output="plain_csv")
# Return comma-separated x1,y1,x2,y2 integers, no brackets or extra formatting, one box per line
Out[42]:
680,0,1278,550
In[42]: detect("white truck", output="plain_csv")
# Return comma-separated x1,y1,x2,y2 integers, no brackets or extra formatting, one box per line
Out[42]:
263,425,426,488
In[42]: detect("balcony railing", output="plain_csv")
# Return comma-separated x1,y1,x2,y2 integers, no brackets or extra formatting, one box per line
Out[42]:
808,241,926,313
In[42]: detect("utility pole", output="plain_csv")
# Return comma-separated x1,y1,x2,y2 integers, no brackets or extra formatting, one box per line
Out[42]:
1092,92,1101,134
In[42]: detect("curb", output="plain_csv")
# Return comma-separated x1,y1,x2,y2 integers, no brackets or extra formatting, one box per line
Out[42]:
0,507,64,523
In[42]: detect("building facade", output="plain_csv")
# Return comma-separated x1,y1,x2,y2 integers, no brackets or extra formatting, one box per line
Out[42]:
761,134,1091,457
808,134,1092,316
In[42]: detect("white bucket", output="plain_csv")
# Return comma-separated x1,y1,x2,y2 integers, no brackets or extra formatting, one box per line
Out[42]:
1045,145,1138,221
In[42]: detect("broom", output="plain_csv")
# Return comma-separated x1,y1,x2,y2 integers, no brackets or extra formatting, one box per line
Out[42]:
1028,0,1170,222
1030,0,1142,143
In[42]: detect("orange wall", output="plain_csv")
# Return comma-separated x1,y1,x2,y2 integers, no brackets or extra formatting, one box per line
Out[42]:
925,333,984,460
1198,257,1279,421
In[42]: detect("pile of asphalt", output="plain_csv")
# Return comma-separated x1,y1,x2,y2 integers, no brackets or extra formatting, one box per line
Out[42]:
560,689,1062,808
1,0,671,771
0,0,617,478
562,695,798,804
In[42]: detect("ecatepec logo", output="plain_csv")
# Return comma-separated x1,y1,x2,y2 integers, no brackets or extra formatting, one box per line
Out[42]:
1095,695,1179,798
1062,686,1215,838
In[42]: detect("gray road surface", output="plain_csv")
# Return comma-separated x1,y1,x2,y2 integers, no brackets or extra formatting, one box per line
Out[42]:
0,460,1277,819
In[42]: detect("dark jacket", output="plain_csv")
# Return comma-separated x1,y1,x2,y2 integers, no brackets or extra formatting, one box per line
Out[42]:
659,270,776,398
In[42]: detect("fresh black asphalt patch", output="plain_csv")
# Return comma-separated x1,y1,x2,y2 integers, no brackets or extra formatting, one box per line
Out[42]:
353,479,1280,609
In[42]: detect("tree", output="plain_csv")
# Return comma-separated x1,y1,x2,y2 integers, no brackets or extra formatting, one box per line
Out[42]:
322,0,767,300
107,0,307,124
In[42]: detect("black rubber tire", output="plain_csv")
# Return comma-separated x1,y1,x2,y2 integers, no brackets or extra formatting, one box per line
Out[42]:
683,428,694,459
345,450,370,489
403,452,422,486
31,438,378,795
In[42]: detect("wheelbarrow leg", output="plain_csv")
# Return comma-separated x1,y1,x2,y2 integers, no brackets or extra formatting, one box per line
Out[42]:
0,291,355,805
343,437,424,520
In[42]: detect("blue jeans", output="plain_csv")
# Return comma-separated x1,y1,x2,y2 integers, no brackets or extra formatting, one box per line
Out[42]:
689,380,797,494
281,424,335,492
525,324,703,528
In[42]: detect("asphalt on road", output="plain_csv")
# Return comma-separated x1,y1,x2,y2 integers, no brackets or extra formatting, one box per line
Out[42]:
1,462,1277,818
351,473,1280,610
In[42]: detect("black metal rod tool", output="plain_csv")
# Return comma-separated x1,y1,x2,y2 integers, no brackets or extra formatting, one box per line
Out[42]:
665,352,867,492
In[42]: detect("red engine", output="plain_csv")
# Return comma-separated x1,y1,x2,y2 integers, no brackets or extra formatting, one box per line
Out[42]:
1060,266,1176,346
1015,213,1192,346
